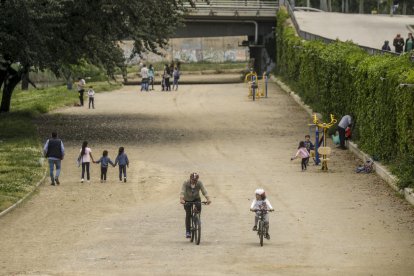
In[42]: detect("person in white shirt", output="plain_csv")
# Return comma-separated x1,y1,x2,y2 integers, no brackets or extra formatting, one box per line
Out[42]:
78,141,95,183
140,64,149,92
337,115,352,149
87,86,95,109
77,77,86,106
250,188,274,240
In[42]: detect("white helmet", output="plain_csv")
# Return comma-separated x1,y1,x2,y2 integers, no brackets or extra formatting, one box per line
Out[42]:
255,188,265,195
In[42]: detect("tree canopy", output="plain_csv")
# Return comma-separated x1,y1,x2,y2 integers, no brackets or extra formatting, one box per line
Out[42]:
0,0,202,112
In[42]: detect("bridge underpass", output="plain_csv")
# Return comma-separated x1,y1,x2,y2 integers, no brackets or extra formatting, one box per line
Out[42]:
174,0,279,75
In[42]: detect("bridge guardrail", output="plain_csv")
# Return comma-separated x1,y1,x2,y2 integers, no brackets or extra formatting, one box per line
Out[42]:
185,0,279,15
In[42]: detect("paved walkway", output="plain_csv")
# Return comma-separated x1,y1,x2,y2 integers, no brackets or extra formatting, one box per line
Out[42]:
295,11,414,50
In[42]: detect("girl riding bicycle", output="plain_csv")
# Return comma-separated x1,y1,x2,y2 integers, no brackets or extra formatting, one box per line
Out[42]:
250,188,274,240
180,172,211,239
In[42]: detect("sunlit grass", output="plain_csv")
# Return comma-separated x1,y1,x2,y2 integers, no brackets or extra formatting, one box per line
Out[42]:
0,82,121,212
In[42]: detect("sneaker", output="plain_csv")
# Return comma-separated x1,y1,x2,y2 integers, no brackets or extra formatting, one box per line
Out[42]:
265,233,270,240
186,232,191,239
50,182,55,186
252,225,257,231
55,177,60,185
81,179,84,183
124,177,127,183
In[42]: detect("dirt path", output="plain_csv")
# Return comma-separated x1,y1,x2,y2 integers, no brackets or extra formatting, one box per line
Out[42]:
1,79,414,275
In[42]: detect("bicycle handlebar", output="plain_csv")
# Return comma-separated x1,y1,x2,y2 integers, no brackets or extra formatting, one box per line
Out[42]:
181,201,209,205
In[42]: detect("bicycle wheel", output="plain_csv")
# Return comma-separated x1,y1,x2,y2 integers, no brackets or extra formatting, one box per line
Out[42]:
190,215,195,243
194,214,201,245
258,220,264,247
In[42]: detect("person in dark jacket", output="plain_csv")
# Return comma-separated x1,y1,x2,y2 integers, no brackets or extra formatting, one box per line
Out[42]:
381,40,391,51
43,132,65,185
393,34,405,53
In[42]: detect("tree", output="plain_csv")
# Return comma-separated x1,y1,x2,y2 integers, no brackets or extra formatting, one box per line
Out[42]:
0,0,203,112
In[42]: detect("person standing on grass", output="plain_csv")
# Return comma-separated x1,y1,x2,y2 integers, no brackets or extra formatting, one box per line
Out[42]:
77,77,86,106
114,147,129,182
87,86,95,109
78,141,95,183
43,132,65,186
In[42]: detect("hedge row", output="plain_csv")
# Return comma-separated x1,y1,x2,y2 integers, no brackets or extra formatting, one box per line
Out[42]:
275,8,414,188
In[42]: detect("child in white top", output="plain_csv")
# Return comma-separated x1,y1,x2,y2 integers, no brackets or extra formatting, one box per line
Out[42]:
291,141,310,171
87,86,95,109
78,141,95,183
250,188,274,240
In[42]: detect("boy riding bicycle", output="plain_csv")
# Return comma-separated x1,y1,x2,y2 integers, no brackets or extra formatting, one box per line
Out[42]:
250,188,274,240
180,172,211,239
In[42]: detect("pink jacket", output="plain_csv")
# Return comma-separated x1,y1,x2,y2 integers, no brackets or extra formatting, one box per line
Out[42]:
295,147,310,158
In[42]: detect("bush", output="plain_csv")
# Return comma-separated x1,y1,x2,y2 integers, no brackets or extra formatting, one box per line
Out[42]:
276,7,414,189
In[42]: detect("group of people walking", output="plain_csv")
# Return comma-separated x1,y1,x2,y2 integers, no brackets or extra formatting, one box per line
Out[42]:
139,63,181,92
382,32,414,53
44,132,129,185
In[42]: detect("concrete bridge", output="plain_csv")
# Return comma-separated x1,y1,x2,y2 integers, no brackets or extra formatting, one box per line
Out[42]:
175,0,279,74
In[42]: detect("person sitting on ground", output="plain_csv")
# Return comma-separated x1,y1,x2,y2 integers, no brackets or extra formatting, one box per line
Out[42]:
250,188,274,240
180,172,211,239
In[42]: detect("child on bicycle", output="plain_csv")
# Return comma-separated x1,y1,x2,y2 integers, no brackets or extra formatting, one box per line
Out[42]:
250,188,274,240
180,172,211,239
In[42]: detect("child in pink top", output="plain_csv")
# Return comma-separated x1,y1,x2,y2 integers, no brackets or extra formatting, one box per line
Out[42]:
291,141,310,171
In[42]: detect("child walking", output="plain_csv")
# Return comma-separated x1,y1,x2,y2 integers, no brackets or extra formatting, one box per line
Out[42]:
304,134,315,165
291,141,310,171
250,188,274,240
115,147,129,182
87,86,95,109
95,150,115,183
78,141,95,183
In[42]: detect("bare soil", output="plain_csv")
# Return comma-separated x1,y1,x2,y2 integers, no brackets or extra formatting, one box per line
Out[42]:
1,76,414,275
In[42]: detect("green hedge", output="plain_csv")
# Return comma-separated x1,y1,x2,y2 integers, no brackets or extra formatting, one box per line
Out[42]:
276,8,414,189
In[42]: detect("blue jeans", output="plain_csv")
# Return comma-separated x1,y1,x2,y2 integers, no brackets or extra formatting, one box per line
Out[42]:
48,159,61,182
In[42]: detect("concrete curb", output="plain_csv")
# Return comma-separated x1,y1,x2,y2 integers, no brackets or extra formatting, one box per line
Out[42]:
0,166,47,218
271,75,414,206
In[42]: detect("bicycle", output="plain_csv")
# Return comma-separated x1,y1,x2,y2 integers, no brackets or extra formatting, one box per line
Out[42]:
182,201,208,245
252,208,274,247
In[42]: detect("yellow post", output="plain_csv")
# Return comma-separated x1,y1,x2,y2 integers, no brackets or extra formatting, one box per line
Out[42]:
312,114,337,171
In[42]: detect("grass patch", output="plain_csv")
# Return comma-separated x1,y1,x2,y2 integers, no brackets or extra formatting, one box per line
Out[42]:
0,82,121,212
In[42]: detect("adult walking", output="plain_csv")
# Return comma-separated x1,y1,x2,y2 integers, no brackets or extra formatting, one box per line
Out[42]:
163,64,171,91
78,141,95,183
337,115,352,150
43,132,65,186
148,64,155,91
77,77,86,106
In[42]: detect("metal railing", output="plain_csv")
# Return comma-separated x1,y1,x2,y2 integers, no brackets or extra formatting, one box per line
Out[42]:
185,0,279,17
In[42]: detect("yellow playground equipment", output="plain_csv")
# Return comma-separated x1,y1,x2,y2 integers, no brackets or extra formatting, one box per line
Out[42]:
311,114,337,171
244,71,265,101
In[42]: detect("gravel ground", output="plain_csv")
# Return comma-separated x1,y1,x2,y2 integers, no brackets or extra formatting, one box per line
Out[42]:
1,76,414,275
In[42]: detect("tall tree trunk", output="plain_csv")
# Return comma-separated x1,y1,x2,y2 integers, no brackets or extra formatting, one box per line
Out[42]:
0,66,22,113
320,0,327,11
402,0,407,14
21,65,29,90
